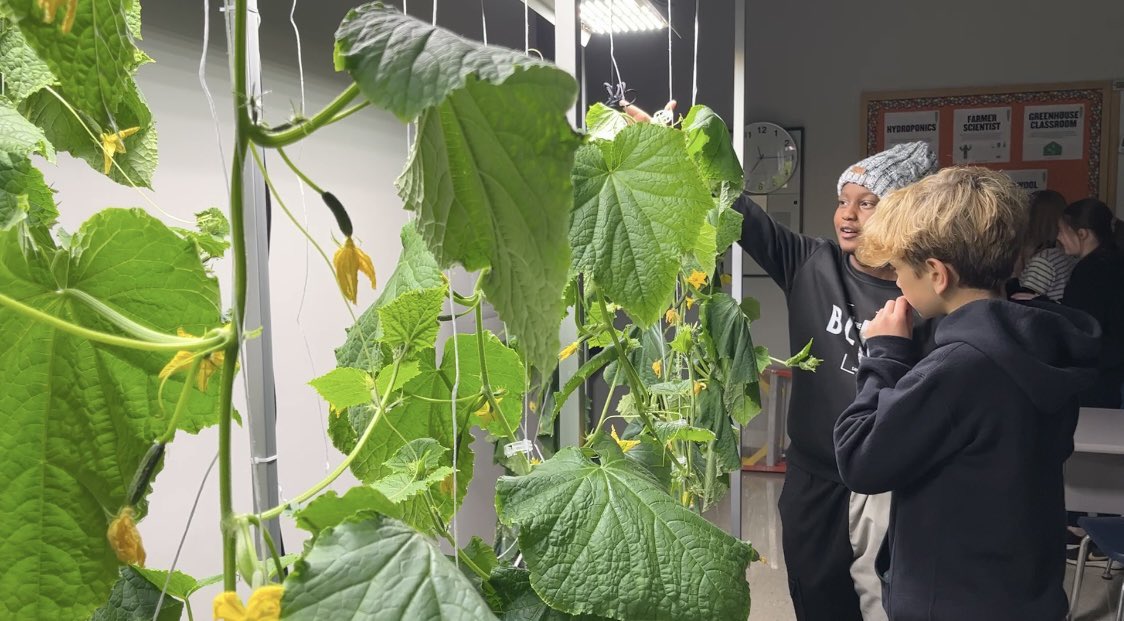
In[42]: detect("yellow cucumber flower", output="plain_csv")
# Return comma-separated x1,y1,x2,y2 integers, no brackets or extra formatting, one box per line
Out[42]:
159,329,225,392
558,341,579,361
693,380,707,395
651,359,662,378
611,428,640,453
474,397,502,426
685,296,696,309
665,308,680,324
720,273,733,286
333,237,376,304
107,506,146,566
687,270,708,289
213,585,284,621
37,0,77,33
100,127,140,175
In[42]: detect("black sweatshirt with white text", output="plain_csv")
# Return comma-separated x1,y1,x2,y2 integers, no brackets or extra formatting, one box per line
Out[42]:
733,195,938,482
834,300,1100,621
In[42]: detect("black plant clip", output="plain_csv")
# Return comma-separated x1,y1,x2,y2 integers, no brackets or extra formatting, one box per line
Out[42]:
604,82,637,111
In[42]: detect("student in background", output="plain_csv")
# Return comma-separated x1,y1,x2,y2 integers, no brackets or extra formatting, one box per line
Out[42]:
835,167,1099,621
1057,198,1124,408
1010,190,1075,302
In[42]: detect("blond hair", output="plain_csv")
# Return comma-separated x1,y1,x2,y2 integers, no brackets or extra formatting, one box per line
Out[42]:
857,166,1028,290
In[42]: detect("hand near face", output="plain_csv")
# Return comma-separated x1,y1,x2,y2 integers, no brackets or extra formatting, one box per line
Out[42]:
864,296,914,339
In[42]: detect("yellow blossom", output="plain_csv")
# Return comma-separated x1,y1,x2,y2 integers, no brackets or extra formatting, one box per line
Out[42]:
558,341,579,361
528,400,538,413
439,472,455,496
611,428,640,453
665,308,680,324
107,506,146,566
530,457,542,466
100,126,140,175
213,586,284,621
333,237,376,304
37,0,77,33
720,274,733,286
159,329,224,392
693,380,707,395
685,297,696,309
687,270,708,289
651,359,662,378
474,397,502,427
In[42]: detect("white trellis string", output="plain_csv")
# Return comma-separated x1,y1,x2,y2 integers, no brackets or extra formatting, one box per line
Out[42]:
691,0,699,106
480,0,488,45
446,282,462,565
667,0,673,104
523,0,529,53
151,453,219,621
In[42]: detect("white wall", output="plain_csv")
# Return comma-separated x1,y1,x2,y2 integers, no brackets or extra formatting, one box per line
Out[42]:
39,0,533,614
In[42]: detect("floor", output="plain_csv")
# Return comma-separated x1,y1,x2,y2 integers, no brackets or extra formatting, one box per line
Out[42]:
732,472,1123,621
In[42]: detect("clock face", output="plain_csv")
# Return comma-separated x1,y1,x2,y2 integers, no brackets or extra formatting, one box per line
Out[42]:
744,123,799,194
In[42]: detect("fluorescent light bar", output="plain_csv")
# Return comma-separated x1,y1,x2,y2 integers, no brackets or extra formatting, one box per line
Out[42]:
581,0,668,35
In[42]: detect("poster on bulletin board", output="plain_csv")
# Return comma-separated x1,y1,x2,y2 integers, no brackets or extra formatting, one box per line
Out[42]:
862,82,1118,205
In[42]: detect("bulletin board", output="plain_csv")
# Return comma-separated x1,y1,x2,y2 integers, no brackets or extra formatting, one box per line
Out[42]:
861,82,1118,205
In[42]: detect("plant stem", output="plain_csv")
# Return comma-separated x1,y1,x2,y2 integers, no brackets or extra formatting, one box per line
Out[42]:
0,292,226,352
246,83,362,148
585,375,620,447
249,145,335,273
596,294,660,440
220,0,253,592
474,306,530,475
247,515,285,582
250,358,404,523
276,147,324,194
159,357,201,443
326,100,371,125
63,288,213,345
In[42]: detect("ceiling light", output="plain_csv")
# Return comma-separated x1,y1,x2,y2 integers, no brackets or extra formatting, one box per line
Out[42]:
524,0,668,43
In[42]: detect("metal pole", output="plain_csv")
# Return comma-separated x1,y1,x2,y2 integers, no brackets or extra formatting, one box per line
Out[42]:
224,0,285,562
730,0,746,541
555,0,584,448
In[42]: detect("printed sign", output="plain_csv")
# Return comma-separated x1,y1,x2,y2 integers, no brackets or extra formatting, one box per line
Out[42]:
1002,169,1049,192
883,110,939,154
953,107,1011,163
1022,104,1084,161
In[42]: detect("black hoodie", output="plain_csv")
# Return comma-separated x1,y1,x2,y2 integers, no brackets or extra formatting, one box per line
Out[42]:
834,299,1100,621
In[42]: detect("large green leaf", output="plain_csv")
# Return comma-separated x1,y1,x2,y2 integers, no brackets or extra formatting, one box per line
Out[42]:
585,102,630,142
0,150,56,230
0,21,55,105
377,283,446,356
281,515,500,621
336,5,578,376
293,486,403,535
90,567,183,621
571,123,713,325
8,0,145,120
683,105,743,188
442,332,524,440
22,78,157,187
308,367,373,413
702,293,762,425
371,438,454,504
330,357,473,532
0,208,222,619
336,220,442,373
490,567,611,621
495,444,756,621
0,102,53,158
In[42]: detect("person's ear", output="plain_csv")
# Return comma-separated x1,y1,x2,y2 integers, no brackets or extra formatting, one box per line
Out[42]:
927,258,952,295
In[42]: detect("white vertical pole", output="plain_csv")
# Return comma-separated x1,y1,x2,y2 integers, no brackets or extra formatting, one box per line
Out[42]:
730,0,746,541
555,0,583,448
225,0,284,560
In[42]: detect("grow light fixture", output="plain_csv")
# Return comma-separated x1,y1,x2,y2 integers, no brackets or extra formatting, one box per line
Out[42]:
524,0,668,42
581,0,667,34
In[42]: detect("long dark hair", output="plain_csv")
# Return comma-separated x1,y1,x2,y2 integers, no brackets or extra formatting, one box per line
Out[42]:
1062,198,1124,251
1024,189,1067,261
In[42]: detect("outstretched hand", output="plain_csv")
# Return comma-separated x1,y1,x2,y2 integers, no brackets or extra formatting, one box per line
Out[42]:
622,100,677,123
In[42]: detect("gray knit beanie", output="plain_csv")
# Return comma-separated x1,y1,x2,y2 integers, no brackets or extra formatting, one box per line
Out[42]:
837,141,938,198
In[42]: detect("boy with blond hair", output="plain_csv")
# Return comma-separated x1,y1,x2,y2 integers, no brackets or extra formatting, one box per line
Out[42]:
834,167,1100,620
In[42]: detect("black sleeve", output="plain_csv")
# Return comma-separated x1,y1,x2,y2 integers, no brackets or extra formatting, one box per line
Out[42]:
834,338,971,494
732,192,823,293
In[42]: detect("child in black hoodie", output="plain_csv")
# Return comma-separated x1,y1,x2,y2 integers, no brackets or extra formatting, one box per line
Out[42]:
834,167,1101,621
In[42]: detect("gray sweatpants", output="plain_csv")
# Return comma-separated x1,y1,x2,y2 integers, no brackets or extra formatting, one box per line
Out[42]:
848,491,891,621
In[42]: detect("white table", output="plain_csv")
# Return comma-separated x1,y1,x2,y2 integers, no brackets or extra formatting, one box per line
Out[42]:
1065,408,1124,515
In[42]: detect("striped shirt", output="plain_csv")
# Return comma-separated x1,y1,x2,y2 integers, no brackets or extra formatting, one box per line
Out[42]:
1020,247,1076,302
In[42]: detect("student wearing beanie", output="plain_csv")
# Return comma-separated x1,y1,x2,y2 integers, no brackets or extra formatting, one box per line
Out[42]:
733,141,940,621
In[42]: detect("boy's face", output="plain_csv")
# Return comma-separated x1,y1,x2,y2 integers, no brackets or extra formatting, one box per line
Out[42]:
835,183,880,255
890,259,942,318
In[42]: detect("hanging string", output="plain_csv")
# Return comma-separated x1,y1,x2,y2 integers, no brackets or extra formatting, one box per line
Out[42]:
480,0,488,45
690,0,699,107
667,0,672,105
151,453,219,621
199,0,230,196
432,0,437,24
608,1,621,88
523,0,529,53
446,284,462,565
